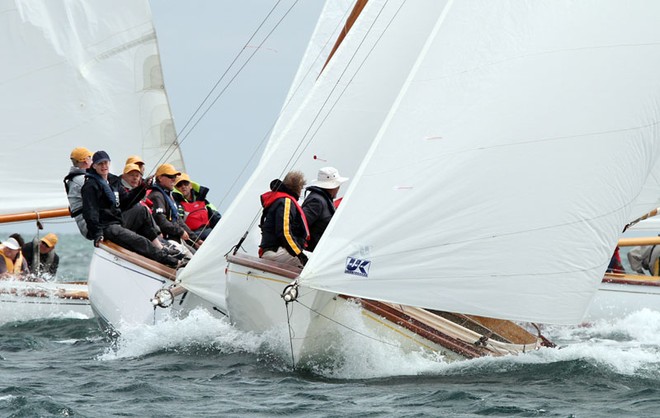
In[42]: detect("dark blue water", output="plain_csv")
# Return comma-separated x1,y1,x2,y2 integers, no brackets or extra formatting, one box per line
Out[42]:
2,235,660,417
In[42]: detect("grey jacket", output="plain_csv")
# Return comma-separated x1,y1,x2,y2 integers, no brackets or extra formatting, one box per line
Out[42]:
64,166,88,237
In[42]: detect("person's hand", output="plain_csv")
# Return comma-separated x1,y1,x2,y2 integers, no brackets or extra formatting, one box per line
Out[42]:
94,236,104,247
143,175,155,187
181,231,190,242
194,239,204,249
297,252,308,266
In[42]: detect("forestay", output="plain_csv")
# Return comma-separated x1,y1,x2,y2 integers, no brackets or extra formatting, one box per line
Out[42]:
179,0,451,307
0,0,183,216
300,0,660,324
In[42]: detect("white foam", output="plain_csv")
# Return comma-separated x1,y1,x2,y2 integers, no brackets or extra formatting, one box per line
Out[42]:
97,306,660,379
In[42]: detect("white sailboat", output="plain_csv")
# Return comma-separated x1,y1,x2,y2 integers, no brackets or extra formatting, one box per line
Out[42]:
0,0,184,323
152,0,660,365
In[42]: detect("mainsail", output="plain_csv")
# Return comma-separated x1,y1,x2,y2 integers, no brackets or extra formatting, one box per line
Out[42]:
0,0,183,218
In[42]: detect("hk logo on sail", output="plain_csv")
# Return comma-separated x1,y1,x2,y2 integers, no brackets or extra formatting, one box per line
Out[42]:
345,257,371,277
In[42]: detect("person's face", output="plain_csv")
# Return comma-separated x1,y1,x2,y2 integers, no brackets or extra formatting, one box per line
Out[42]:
123,170,142,188
93,160,110,177
176,181,192,199
3,247,18,260
39,242,54,255
327,186,340,199
158,174,177,191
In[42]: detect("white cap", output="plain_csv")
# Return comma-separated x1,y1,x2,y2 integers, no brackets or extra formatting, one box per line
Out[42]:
310,167,349,189
3,238,20,250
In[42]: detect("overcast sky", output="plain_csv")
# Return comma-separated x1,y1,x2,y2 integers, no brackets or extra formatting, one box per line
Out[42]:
152,0,324,210
1,0,324,236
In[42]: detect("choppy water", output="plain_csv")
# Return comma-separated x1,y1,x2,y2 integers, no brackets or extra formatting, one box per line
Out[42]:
2,234,660,417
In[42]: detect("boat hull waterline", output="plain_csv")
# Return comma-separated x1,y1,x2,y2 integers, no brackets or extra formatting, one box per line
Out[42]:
225,254,545,366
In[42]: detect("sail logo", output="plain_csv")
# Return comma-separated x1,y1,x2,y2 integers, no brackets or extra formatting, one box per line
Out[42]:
345,257,371,277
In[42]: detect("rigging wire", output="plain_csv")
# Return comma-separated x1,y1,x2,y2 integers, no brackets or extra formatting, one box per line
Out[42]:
238,0,403,238
293,298,402,348
212,4,357,213
151,0,302,173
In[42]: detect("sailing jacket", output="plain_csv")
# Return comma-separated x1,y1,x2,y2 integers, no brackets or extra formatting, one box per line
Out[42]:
81,172,147,241
22,239,59,276
63,166,88,237
301,186,336,252
259,188,309,257
149,183,193,242
172,182,221,231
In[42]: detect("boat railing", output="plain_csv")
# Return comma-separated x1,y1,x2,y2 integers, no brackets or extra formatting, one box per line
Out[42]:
226,253,300,280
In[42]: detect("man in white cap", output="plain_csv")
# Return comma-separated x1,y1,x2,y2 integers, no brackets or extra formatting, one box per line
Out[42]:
0,237,28,277
302,167,349,252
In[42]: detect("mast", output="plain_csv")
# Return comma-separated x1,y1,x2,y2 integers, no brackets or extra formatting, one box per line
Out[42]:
320,0,368,72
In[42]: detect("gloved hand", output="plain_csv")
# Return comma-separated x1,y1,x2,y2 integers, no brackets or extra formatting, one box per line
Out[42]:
297,252,308,266
94,236,104,248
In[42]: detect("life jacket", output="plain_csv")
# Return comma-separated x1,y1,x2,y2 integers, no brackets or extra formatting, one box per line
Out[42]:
0,250,15,274
180,200,209,230
13,252,26,274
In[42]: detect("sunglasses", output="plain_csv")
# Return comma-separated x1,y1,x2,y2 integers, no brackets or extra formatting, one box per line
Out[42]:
164,174,178,180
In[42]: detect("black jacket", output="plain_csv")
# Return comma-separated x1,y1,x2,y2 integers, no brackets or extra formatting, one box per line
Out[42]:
81,172,147,240
301,186,336,252
259,188,308,257
149,184,192,241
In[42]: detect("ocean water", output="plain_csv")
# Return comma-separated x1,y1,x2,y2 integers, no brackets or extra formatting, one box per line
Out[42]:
2,235,660,417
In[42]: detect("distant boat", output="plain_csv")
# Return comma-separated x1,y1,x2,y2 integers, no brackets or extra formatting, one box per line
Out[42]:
152,0,660,365
586,218,660,321
0,0,185,323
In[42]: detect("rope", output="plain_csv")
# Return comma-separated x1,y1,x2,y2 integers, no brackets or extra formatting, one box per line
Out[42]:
284,301,297,368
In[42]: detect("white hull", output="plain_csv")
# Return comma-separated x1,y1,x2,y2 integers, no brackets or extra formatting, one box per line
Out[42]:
88,242,225,335
0,280,91,324
225,254,543,366
584,273,660,322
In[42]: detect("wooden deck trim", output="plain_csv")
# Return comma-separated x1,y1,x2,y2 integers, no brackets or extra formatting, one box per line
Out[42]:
603,272,660,287
100,241,176,280
347,297,489,359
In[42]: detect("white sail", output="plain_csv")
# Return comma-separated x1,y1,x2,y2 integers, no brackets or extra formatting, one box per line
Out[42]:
300,0,660,324
261,0,357,160
179,0,452,306
0,0,183,216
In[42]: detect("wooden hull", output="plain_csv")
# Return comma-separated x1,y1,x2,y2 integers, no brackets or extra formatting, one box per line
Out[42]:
88,242,224,336
225,253,544,365
584,272,660,321
0,280,91,324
